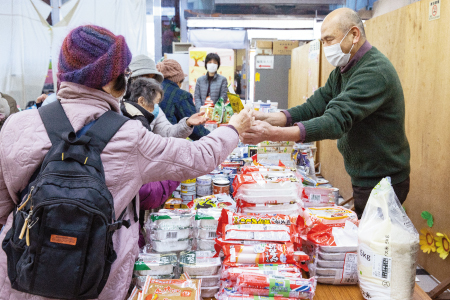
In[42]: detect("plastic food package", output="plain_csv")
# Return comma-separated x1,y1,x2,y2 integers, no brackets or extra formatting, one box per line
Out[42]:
182,264,221,276
216,287,299,300
195,209,221,230
222,224,293,243
188,194,236,211
138,276,202,300
201,286,220,298
239,202,303,216
303,186,338,207
235,274,316,299
221,243,305,266
358,178,419,300
236,192,300,205
212,98,225,123
222,265,302,283
224,102,234,123
150,227,192,241
232,173,301,198
195,238,216,251
198,228,217,240
190,275,220,287
301,207,358,229
133,253,177,276
147,210,194,230
227,92,244,113
316,259,345,268
318,251,348,261
150,238,192,253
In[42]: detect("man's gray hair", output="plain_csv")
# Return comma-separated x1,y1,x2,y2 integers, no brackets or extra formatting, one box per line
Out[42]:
340,10,366,38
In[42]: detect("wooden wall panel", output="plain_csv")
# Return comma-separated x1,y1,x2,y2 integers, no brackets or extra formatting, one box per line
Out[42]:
316,1,450,280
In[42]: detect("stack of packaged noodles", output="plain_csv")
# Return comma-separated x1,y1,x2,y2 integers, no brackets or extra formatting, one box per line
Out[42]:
300,207,359,286
214,209,315,299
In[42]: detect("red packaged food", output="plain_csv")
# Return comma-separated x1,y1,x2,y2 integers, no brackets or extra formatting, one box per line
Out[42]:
217,210,301,239
222,243,301,266
221,265,302,282
221,224,295,243
236,275,316,299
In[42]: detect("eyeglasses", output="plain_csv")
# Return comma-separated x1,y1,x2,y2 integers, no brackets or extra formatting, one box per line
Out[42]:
125,68,133,79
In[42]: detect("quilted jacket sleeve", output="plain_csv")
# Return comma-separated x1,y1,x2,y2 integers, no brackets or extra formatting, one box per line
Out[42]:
139,180,180,210
0,146,15,225
137,126,238,184
152,110,193,139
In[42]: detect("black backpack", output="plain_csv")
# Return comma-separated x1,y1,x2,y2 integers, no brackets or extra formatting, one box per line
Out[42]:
2,101,133,299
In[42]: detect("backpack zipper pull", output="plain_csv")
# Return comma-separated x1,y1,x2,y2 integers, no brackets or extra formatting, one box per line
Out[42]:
18,186,34,212
19,206,33,241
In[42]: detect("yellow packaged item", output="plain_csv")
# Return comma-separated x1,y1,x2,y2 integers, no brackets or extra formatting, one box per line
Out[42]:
140,275,202,300
227,92,244,113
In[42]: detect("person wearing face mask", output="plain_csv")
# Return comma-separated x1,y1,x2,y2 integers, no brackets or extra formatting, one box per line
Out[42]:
194,53,228,112
0,25,253,299
240,7,410,219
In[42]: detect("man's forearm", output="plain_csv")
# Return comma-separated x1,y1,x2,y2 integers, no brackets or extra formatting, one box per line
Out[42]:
268,124,301,142
260,112,288,127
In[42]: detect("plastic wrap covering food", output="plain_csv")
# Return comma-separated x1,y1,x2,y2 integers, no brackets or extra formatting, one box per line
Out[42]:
221,264,302,282
133,253,177,276
195,208,221,230
180,250,222,276
303,186,338,207
300,207,358,230
137,276,202,300
216,286,298,300
201,286,221,298
195,238,216,251
222,224,293,242
188,194,236,211
149,227,192,241
232,173,302,198
150,238,193,253
147,210,194,231
238,201,303,215
190,275,220,287
235,274,316,299
221,243,307,266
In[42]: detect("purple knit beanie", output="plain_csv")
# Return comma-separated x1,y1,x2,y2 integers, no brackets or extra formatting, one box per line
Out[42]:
58,25,132,90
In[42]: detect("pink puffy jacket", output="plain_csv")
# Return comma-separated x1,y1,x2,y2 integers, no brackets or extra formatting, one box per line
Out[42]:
0,82,238,300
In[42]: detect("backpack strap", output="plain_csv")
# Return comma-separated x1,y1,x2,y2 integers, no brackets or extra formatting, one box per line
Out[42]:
38,100,75,145
84,110,129,154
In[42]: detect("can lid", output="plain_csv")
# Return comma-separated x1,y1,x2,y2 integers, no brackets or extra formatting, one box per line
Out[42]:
213,179,230,185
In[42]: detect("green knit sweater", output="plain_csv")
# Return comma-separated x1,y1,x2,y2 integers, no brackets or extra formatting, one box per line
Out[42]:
288,46,410,187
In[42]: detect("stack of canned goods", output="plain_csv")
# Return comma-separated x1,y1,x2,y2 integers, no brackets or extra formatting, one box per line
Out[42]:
181,178,196,205
196,175,212,197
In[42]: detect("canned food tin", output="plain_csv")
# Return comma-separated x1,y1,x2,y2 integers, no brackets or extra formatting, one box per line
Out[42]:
209,170,222,176
197,175,212,185
181,183,196,194
213,179,230,195
223,167,238,174
197,184,212,197
222,169,233,176
181,178,196,184
181,193,196,201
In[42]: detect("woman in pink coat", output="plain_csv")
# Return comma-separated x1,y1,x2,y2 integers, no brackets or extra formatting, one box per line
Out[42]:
0,25,251,300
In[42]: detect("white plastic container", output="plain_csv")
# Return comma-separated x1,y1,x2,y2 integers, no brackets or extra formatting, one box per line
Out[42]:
197,175,212,185
190,275,220,287
181,193,196,202
134,264,174,276
150,238,192,253
151,227,191,241
198,228,217,240
196,184,212,196
196,239,216,251
181,182,196,194
237,193,299,204
182,263,221,276
149,212,193,230
201,286,220,298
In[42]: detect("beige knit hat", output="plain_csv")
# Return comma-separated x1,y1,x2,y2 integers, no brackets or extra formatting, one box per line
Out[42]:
129,55,164,83
156,59,186,84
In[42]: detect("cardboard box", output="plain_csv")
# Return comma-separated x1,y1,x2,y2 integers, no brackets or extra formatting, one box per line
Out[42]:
256,48,273,55
273,40,300,55
256,40,273,49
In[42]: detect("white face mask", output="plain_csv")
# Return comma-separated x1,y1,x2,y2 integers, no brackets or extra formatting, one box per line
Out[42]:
207,63,218,73
323,28,355,67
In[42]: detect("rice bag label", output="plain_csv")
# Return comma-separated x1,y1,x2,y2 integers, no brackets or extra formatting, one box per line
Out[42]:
372,254,392,281
269,278,290,297
340,253,358,284
358,243,374,267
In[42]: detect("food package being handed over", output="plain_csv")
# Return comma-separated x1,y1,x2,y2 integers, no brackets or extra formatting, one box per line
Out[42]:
235,274,317,299
358,178,419,300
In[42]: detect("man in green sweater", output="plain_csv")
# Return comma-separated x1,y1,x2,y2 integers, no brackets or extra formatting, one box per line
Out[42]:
241,8,410,218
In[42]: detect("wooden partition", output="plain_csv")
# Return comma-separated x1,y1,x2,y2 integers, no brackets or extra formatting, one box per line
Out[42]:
303,1,450,281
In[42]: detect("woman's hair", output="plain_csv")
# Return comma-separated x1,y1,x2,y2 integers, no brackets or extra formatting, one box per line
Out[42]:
113,73,127,94
205,53,221,70
127,77,164,107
